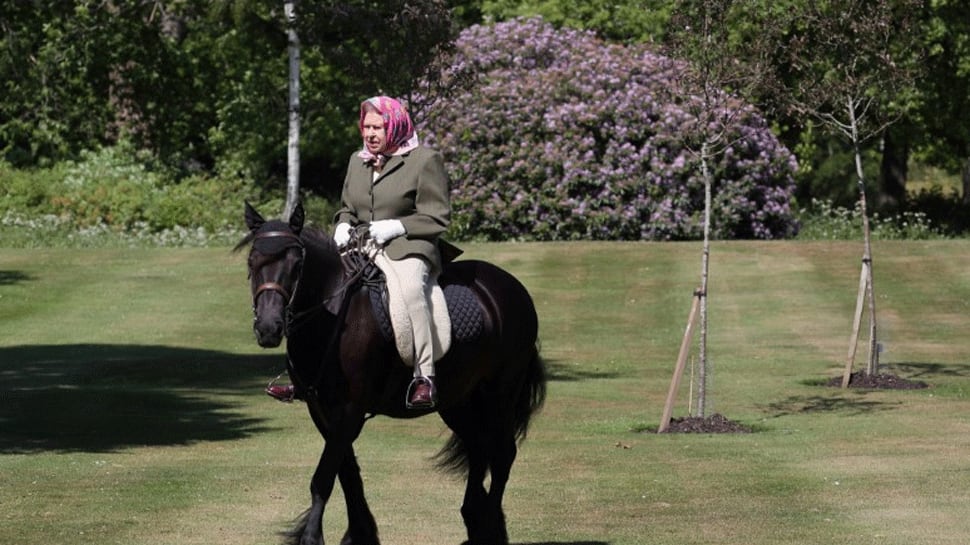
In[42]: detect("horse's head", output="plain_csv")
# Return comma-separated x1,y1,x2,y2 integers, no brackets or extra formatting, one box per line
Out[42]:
239,201,306,348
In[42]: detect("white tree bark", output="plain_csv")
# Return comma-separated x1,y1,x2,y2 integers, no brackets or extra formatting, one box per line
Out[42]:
697,141,713,417
847,95,879,377
283,0,301,220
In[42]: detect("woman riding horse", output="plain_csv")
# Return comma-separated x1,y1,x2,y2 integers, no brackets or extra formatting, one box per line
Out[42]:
242,199,546,545
268,95,450,409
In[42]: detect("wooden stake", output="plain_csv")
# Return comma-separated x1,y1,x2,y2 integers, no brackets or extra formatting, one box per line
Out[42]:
842,261,869,388
659,291,702,433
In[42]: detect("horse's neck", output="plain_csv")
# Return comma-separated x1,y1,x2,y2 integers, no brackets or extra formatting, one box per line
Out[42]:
295,238,345,312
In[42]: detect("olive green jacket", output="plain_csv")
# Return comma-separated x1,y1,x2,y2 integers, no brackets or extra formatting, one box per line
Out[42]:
334,145,451,272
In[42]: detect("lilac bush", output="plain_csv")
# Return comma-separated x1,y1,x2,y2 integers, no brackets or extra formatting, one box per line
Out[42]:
416,18,798,241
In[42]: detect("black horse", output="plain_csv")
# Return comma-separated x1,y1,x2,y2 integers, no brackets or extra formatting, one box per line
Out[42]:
238,202,546,545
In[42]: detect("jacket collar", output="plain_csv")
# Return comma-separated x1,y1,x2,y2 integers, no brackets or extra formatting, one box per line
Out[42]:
373,153,406,183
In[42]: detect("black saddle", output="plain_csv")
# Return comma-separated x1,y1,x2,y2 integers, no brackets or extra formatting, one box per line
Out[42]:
353,257,485,345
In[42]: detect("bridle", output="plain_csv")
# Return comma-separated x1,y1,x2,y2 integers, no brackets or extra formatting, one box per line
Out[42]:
249,226,379,335
251,229,306,313
248,225,382,400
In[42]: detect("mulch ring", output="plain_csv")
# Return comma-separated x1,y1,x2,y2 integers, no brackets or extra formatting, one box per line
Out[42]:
825,371,929,390
663,413,752,434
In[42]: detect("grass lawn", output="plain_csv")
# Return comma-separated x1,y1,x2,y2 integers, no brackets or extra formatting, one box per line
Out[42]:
1,240,969,545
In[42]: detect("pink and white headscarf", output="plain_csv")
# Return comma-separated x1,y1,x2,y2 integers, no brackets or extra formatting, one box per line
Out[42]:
357,96,420,164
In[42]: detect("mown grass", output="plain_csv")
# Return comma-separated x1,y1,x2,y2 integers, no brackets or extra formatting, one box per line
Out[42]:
2,240,969,545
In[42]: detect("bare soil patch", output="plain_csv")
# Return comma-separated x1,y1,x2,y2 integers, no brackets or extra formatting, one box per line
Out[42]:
663,413,752,433
825,372,929,390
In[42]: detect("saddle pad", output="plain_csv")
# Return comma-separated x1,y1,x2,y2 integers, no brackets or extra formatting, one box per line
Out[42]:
368,282,484,346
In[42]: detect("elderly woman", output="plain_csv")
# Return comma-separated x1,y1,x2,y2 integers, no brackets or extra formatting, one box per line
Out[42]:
333,95,451,409
267,96,450,407
268,96,450,407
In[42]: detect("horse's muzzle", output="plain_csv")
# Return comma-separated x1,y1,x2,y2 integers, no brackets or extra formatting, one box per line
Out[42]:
253,318,284,348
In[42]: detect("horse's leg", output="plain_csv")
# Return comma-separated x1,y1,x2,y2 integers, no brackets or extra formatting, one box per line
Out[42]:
287,408,366,545
461,418,516,545
458,413,519,545
337,449,379,545
440,406,499,545
460,448,492,545
480,435,517,545
285,441,346,545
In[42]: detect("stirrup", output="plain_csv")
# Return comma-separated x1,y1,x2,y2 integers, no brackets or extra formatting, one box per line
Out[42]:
405,376,437,409
265,372,296,403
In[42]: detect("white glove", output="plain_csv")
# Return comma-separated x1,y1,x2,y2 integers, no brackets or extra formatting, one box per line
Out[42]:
368,219,406,245
333,222,352,248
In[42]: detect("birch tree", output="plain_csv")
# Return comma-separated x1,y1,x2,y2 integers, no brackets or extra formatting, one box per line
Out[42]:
663,0,779,418
283,0,301,220
778,0,921,380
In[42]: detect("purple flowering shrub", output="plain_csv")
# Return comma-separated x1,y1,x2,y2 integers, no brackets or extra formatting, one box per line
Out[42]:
417,18,798,241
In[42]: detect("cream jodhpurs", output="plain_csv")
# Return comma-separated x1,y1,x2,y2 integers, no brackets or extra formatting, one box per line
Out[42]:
373,253,440,378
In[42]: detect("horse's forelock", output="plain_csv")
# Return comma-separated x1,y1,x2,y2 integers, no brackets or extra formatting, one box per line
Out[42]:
232,231,256,253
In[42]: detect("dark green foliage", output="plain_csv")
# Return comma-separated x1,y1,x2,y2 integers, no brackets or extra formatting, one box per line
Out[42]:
0,143,336,247
904,186,970,236
0,0,456,195
0,1,213,169
482,0,671,43
1,0,968,238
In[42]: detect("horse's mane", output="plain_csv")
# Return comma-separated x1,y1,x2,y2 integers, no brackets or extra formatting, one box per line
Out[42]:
300,226,338,255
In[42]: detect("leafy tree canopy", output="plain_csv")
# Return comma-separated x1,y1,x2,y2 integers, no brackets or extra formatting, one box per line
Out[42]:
483,0,671,43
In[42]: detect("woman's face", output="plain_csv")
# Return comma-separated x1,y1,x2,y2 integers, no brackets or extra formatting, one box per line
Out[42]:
362,111,386,155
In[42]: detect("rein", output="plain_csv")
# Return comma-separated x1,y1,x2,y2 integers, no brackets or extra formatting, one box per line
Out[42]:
251,226,381,399
285,234,377,333
251,227,378,324
297,229,381,400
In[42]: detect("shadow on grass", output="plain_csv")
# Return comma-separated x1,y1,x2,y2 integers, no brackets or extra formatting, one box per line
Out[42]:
0,344,284,454
543,358,623,382
892,361,970,379
0,269,34,285
762,392,902,418
516,542,609,545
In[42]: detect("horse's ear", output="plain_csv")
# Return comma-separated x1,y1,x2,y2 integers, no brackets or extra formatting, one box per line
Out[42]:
289,201,305,235
244,201,265,232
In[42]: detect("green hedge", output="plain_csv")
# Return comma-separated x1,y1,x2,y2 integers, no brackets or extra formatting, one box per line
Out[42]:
0,144,335,248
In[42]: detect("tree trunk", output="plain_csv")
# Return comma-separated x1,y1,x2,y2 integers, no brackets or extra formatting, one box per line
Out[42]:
283,0,301,220
848,96,879,376
697,141,712,418
879,127,908,208
962,153,970,205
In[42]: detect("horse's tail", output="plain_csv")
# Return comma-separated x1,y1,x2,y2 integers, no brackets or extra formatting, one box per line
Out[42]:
434,433,466,474
512,343,547,442
435,342,547,474
280,509,312,545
